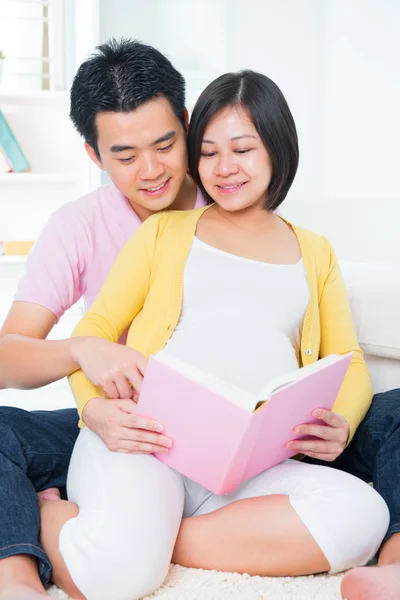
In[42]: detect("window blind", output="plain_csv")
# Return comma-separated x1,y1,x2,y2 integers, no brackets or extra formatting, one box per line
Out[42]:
0,0,65,91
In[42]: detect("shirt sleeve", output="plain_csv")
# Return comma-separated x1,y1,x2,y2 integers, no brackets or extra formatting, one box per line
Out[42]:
318,238,373,443
14,211,87,321
68,214,160,421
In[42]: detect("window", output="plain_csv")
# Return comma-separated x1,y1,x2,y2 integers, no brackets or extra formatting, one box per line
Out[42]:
0,0,65,91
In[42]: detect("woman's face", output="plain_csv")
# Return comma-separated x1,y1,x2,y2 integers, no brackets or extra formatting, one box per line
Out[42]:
198,106,272,213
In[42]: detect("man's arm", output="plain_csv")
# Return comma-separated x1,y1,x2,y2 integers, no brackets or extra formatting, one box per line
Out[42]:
0,203,92,391
0,301,83,389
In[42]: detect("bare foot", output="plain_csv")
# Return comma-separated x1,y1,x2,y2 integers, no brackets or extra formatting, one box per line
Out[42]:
0,584,49,599
0,555,49,600
341,563,400,599
38,488,61,503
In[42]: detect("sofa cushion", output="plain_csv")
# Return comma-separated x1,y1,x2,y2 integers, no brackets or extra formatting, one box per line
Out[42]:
340,261,400,360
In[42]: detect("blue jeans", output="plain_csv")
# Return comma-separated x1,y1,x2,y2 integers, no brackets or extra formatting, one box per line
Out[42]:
306,388,400,546
0,406,79,586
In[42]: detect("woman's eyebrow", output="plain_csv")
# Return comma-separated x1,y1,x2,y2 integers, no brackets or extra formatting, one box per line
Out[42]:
202,134,257,143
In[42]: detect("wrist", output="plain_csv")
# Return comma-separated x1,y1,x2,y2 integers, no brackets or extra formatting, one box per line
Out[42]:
82,397,100,426
70,336,94,368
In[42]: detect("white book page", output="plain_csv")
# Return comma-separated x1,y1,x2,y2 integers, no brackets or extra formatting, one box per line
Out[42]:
155,352,256,411
256,354,341,404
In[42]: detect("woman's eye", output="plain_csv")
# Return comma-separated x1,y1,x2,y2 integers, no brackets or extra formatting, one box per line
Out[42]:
200,152,216,157
158,143,174,152
235,149,252,154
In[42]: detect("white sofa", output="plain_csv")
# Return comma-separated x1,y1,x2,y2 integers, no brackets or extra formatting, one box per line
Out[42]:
0,199,399,411
284,197,400,395
341,261,400,393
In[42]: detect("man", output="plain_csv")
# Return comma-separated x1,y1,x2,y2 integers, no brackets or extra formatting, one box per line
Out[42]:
0,38,205,600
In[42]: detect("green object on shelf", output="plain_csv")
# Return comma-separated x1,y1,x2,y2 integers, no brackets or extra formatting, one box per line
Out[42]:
0,110,30,173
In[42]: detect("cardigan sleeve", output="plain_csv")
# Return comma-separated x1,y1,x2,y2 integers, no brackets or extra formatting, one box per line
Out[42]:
68,214,160,421
318,240,373,443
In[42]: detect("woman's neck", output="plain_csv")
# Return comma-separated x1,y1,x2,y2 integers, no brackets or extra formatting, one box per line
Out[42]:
212,203,276,233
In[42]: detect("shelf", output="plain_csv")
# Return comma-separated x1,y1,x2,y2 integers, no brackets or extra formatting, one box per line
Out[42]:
0,255,27,265
0,173,79,185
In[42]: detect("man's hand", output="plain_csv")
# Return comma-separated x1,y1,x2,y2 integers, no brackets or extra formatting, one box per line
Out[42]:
73,337,147,398
82,397,173,454
285,409,350,461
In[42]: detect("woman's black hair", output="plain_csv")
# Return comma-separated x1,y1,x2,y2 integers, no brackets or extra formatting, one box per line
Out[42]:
188,70,299,210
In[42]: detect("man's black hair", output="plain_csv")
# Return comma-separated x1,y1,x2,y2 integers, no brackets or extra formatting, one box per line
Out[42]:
70,38,186,158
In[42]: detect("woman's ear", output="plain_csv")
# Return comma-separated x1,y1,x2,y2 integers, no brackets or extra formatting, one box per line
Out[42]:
184,108,189,133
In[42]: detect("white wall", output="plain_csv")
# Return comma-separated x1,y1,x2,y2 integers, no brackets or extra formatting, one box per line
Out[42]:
99,0,400,213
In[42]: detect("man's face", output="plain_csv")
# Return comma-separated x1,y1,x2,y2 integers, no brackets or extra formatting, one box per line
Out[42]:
88,97,188,213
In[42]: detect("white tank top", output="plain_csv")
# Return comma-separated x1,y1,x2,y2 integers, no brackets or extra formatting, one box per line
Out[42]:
161,237,309,395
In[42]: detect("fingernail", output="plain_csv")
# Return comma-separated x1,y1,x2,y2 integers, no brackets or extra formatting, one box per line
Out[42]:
160,448,169,453
294,427,302,434
313,410,322,418
286,442,294,449
154,423,164,432
162,438,172,448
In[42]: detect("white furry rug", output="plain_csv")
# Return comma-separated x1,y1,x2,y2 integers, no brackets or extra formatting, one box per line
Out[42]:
47,565,344,599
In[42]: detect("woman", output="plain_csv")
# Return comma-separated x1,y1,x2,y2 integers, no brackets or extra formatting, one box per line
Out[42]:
39,70,389,600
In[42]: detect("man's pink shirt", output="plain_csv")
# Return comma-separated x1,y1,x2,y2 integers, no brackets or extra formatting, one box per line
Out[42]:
15,184,206,320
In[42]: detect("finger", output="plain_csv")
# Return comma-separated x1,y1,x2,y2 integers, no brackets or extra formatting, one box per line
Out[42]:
293,424,346,442
118,427,173,449
100,378,120,399
112,371,134,400
301,451,341,462
124,411,165,433
286,439,343,454
136,352,148,379
117,398,139,414
312,409,348,429
122,365,144,393
114,440,170,454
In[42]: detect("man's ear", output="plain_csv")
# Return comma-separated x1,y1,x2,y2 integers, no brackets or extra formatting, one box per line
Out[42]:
84,142,104,170
184,108,189,133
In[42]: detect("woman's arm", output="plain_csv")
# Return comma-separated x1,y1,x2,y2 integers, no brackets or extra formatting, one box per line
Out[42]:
286,239,372,460
68,215,159,419
317,240,373,443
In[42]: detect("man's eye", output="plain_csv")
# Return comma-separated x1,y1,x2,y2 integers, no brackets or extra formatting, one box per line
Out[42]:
158,143,174,152
119,156,135,163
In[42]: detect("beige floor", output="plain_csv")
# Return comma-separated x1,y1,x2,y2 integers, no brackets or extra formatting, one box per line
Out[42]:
47,565,344,599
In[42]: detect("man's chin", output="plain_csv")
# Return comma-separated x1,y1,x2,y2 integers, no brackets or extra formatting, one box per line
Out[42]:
136,195,177,214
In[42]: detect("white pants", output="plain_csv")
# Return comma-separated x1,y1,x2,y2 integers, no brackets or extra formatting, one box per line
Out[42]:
59,428,389,600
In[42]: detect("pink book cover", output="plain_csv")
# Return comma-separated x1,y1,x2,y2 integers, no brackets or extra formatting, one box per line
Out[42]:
136,353,353,494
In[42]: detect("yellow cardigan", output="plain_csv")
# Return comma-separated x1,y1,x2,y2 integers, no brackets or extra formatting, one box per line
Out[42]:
69,206,373,439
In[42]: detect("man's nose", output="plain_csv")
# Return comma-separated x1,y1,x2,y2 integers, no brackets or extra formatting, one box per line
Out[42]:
138,153,165,180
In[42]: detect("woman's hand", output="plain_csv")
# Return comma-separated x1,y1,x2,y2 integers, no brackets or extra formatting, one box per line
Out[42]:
285,409,350,461
72,337,147,399
82,397,173,454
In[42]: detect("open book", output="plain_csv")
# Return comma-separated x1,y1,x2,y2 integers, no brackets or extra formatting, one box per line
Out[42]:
136,352,353,494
